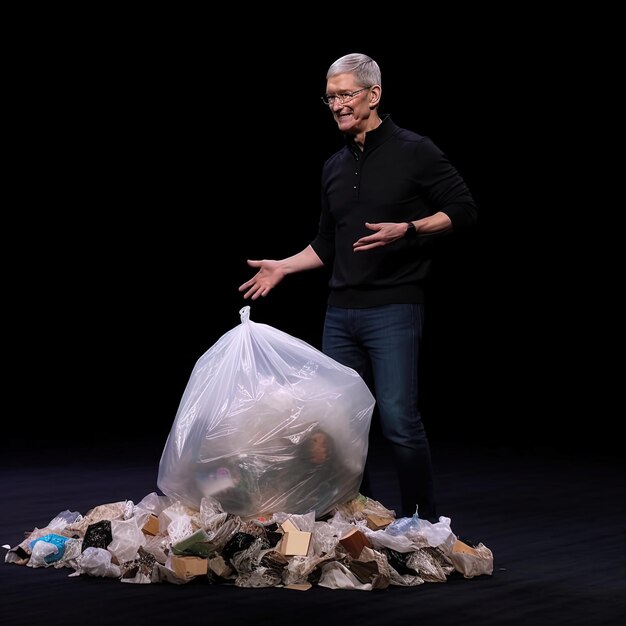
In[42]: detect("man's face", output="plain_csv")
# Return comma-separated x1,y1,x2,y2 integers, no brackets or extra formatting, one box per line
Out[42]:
325,73,372,135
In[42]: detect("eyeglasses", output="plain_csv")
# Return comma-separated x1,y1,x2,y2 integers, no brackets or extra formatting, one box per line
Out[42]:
321,87,371,106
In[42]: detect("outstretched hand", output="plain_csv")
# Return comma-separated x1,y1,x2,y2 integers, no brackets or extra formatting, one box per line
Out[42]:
238,259,285,300
353,222,407,251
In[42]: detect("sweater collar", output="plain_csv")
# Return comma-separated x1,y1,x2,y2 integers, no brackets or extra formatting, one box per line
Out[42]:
345,114,397,152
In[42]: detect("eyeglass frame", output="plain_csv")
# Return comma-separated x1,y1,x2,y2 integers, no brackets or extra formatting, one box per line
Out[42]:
320,86,372,106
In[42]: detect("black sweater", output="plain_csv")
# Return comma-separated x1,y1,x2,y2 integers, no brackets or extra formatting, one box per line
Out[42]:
310,116,477,308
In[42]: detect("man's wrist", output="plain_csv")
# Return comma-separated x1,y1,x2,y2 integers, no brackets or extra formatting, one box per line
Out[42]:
405,221,417,238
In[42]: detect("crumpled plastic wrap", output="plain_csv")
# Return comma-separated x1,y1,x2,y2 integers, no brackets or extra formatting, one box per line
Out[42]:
449,541,494,578
68,547,121,578
158,306,375,519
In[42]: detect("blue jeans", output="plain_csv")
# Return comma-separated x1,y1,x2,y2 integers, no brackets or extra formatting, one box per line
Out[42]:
323,303,437,521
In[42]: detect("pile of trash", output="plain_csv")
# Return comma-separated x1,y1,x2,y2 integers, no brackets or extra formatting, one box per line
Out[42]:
4,491,493,590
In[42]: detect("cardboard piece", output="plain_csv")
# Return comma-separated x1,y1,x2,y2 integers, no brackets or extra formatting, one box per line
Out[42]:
142,514,160,536
168,555,208,579
280,518,300,533
366,514,394,531
339,528,373,559
278,531,311,556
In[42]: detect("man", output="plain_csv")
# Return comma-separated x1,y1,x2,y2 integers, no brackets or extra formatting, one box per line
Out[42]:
239,53,477,522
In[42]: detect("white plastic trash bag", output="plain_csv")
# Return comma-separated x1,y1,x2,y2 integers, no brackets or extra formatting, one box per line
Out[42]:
157,306,375,519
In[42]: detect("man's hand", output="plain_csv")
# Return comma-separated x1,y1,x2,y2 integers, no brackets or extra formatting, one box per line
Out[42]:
238,259,285,300
353,222,407,251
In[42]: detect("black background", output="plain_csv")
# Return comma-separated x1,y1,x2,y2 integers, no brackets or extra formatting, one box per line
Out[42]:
6,27,605,456
3,20,623,626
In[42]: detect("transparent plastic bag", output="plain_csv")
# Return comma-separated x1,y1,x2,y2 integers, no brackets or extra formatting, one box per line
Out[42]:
157,306,375,519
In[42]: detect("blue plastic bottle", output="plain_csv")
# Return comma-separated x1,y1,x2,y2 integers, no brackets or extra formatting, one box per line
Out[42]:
386,508,426,535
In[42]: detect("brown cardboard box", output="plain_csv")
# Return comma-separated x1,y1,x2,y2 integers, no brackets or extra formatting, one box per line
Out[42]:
280,518,300,533
278,531,311,556
142,514,160,536
169,555,208,579
366,514,394,531
339,528,373,559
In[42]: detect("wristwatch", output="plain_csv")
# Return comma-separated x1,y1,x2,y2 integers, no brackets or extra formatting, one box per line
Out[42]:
405,221,416,238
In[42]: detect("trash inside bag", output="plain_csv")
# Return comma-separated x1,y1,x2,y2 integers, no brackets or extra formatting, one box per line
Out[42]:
157,306,375,519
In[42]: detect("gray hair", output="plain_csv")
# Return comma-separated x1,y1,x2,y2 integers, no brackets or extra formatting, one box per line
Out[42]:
326,53,381,87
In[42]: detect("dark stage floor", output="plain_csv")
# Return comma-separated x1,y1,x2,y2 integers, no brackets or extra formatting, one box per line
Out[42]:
1,438,624,626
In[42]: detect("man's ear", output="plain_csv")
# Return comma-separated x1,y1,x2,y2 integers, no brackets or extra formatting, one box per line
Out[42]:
369,85,382,109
